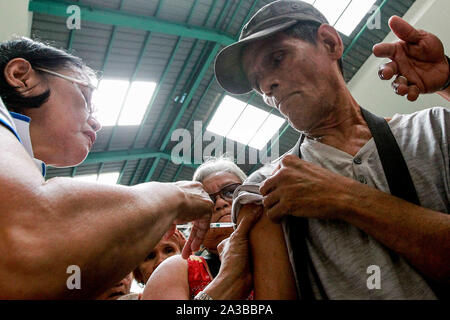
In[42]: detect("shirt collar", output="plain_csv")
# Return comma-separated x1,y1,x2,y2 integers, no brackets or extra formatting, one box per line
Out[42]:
9,112,46,177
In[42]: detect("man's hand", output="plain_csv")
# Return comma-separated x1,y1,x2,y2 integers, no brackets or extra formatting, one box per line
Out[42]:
373,15,449,101
260,155,355,223
166,181,213,259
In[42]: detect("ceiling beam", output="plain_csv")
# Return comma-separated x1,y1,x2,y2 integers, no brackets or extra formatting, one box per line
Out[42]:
83,148,198,168
28,0,235,45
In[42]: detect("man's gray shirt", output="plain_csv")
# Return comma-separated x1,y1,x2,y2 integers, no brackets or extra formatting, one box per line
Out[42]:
238,107,449,299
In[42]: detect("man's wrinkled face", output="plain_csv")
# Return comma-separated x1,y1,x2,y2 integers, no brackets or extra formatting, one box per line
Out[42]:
241,32,337,132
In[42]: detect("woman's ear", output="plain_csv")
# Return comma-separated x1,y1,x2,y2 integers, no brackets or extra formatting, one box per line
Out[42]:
317,24,344,61
4,58,38,91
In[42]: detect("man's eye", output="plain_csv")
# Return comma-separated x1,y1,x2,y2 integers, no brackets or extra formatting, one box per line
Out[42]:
273,52,284,64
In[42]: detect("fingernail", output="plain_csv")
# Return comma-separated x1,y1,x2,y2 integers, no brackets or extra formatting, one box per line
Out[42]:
378,68,385,80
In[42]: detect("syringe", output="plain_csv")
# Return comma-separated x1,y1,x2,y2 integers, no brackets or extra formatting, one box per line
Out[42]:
176,222,236,229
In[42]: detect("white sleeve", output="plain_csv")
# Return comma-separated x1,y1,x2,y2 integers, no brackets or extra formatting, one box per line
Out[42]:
0,97,17,136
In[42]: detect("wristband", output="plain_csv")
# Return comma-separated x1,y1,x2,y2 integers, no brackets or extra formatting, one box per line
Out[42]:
194,291,214,300
439,55,450,91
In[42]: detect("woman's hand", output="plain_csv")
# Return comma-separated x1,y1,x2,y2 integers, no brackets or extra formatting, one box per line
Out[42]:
168,181,214,258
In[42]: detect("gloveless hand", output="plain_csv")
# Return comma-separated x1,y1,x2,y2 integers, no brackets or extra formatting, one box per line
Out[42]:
373,15,449,101
169,181,214,259
260,155,357,223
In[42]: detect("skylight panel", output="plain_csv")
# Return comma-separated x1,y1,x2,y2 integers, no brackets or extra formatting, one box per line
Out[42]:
301,0,377,37
118,81,156,126
92,79,129,126
207,95,285,150
334,0,377,36
314,0,351,26
97,172,120,185
226,105,268,146
206,96,247,137
248,114,285,150
73,174,98,182
73,172,120,185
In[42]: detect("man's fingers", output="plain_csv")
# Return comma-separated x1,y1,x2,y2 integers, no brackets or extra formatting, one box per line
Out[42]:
373,42,396,58
266,202,285,224
407,85,420,101
391,75,409,95
378,60,398,80
388,15,421,43
262,190,280,210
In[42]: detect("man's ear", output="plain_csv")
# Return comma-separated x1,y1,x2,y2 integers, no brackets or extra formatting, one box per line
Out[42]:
4,58,38,91
317,24,344,62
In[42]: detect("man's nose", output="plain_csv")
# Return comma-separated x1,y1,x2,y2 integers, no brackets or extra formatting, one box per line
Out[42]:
259,74,280,99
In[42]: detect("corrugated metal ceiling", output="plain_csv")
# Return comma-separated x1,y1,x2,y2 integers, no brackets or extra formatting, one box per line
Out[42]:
28,0,415,184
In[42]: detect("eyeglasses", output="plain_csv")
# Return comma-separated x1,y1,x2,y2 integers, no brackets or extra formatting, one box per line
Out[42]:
208,183,241,203
35,67,97,115
35,67,97,90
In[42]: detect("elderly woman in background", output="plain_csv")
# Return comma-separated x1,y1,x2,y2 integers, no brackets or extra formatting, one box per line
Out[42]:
133,229,186,287
142,157,257,300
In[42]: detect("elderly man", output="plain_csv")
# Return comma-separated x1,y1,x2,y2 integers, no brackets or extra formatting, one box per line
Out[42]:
215,0,449,299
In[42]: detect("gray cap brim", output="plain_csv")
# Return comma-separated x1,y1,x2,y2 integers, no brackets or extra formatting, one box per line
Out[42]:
214,20,298,95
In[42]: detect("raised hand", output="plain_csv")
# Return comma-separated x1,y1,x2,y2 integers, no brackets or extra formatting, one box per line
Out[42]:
373,15,449,101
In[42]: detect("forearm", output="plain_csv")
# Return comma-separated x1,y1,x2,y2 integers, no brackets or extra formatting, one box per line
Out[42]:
339,180,450,283
2,178,182,299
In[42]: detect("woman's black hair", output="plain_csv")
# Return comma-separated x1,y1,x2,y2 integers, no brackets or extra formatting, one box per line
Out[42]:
0,37,91,112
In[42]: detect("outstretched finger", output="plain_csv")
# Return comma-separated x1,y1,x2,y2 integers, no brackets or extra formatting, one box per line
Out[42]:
373,42,396,58
388,16,421,43
181,228,196,259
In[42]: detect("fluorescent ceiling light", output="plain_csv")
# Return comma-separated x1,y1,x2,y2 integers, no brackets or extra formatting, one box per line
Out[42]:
73,172,120,185
207,96,285,150
92,79,156,127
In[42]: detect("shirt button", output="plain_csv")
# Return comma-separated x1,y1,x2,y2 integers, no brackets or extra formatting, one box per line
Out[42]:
358,175,367,184
353,157,362,165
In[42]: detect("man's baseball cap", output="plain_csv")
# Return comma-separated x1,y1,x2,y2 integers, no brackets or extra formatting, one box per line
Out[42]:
214,0,328,95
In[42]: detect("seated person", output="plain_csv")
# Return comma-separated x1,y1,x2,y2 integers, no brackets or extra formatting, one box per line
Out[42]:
141,157,249,300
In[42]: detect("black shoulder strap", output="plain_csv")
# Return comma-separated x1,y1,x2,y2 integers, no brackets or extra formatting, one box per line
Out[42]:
288,107,421,300
360,107,420,205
